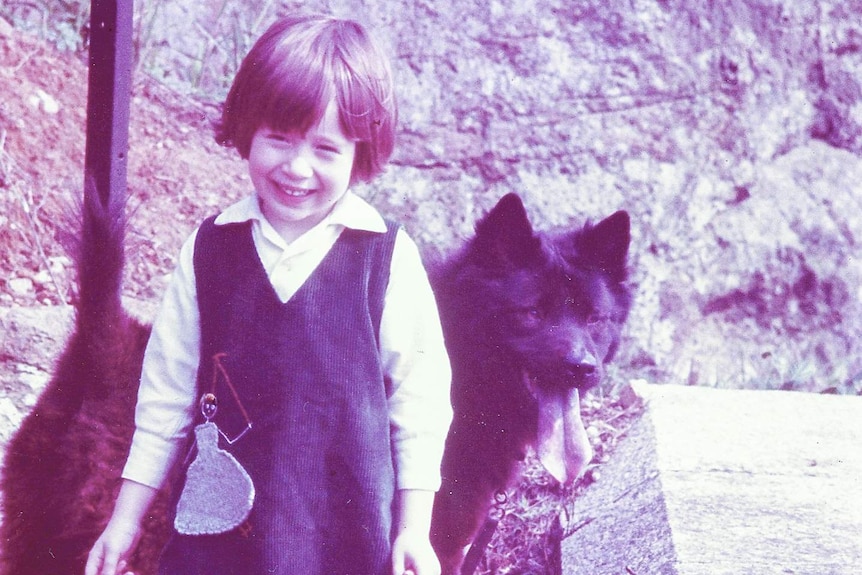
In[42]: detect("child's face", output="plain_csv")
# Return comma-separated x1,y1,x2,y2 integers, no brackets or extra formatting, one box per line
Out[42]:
248,100,356,242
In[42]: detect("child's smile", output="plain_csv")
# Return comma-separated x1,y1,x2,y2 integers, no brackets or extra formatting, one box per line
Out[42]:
248,99,356,243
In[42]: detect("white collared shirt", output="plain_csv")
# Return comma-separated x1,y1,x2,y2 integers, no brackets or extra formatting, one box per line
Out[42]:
122,191,453,492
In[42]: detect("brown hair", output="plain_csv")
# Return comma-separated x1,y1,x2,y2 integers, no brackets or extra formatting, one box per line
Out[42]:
215,14,397,184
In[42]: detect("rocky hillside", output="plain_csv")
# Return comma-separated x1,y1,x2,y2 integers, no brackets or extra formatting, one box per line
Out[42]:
2,0,862,395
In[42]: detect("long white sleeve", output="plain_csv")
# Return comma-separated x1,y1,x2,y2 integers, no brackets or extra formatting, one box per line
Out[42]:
381,231,453,491
122,232,200,488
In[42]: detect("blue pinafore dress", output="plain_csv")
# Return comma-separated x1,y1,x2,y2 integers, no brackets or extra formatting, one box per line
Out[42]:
158,216,398,575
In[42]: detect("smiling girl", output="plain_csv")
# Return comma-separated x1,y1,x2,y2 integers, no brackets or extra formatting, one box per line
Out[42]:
86,14,452,575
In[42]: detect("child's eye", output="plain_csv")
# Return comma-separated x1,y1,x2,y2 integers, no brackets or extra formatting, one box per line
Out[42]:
314,138,346,154
268,133,298,145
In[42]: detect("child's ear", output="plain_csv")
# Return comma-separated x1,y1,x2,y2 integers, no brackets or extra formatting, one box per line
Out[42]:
576,210,631,283
469,193,543,269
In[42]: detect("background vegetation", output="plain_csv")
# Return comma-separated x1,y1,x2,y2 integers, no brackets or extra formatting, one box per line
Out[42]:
4,0,861,396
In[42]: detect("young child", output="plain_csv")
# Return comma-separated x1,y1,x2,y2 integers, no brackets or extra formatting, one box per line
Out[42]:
86,14,452,575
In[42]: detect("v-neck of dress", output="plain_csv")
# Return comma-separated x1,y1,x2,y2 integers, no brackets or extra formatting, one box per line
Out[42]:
242,222,349,308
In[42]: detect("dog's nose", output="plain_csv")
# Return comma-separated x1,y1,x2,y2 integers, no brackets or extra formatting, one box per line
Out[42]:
564,354,597,377
563,352,599,390
565,361,596,377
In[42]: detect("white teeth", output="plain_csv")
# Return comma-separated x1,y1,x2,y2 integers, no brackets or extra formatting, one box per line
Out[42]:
278,185,313,197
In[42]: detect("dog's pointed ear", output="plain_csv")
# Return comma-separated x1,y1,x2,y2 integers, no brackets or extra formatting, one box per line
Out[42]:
577,210,630,282
470,193,542,268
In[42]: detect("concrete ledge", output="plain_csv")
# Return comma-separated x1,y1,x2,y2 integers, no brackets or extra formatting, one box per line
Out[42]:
562,382,862,575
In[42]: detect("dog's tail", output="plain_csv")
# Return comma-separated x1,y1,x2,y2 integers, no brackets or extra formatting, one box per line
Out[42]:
74,178,127,330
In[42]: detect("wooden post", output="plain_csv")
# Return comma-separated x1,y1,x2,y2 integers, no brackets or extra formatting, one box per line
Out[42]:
84,0,134,208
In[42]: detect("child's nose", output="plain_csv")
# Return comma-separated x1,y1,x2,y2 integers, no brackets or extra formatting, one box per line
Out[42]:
281,148,313,179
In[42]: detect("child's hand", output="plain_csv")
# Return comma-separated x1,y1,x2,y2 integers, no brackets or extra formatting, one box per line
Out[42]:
85,479,156,575
392,489,439,575
84,518,139,575
391,528,440,575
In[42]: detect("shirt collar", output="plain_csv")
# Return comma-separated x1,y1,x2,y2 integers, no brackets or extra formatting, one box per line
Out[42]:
214,190,387,235
326,191,388,233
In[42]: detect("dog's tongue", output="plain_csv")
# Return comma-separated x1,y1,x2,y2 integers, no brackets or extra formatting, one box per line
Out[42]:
534,386,593,485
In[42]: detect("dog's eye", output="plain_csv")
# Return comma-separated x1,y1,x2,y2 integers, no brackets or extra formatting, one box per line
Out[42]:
513,307,544,327
587,314,607,326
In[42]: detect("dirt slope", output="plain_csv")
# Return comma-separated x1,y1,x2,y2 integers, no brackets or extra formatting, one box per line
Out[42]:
0,21,247,307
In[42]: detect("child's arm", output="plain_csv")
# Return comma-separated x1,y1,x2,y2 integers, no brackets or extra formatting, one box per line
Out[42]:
381,230,452,575
85,479,158,575
391,489,440,575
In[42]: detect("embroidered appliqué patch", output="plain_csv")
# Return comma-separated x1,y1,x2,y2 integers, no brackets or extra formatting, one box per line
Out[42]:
174,421,255,535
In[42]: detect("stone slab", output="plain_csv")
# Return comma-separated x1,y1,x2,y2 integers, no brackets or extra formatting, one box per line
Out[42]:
562,382,862,575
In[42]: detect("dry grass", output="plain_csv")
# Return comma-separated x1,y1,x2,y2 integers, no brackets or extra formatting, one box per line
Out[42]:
0,128,73,306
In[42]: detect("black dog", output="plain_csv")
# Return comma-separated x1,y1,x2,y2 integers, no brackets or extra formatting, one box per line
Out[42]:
428,194,631,575
0,190,630,575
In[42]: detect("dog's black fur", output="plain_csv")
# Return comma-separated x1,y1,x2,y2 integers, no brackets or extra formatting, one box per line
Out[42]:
428,194,631,574
0,190,630,575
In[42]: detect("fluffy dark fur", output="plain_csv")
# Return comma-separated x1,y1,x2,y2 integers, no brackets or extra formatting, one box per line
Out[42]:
0,183,172,575
0,191,630,575
428,194,631,574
